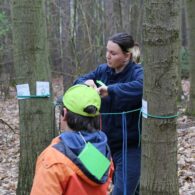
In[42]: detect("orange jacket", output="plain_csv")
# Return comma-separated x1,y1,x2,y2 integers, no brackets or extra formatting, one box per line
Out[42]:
31,136,114,195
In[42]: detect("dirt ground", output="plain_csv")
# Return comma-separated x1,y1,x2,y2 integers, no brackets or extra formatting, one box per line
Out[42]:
0,78,194,195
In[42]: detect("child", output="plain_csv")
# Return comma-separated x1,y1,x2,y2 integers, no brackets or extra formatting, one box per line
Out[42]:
31,84,114,195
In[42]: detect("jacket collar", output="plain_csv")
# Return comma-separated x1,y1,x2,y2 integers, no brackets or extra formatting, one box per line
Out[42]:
106,60,135,76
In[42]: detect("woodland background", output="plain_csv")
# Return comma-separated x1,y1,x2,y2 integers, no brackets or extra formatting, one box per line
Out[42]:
0,0,191,91
0,0,194,195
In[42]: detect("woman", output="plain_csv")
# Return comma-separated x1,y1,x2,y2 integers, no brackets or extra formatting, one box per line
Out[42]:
74,32,143,195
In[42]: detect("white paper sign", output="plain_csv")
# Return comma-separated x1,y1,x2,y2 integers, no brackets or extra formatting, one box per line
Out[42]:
36,81,50,96
142,99,148,118
16,84,30,97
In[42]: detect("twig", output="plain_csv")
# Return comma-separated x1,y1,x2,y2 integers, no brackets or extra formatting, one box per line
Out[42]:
0,118,17,134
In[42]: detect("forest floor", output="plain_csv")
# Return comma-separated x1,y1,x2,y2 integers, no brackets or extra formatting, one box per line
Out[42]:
0,78,195,195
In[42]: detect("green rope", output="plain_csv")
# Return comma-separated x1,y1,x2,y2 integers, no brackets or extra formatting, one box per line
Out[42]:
17,95,50,99
141,109,179,119
101,108,179,149
101,108,178,119
101,108,141,115
101,108,178,195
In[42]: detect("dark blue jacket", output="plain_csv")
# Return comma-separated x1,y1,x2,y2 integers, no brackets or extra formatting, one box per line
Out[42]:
74,61,143,153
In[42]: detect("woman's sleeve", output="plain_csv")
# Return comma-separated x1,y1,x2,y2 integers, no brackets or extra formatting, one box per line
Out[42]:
107,66,143,107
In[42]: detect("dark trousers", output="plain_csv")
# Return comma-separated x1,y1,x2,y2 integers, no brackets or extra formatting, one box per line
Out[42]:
112,147,141,195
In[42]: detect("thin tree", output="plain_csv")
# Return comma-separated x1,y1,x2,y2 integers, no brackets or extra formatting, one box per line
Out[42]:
128,0,144,44
186,0,195,115
11,0,56,194
61,0,106,87
0,0,12,99
140,1,180,195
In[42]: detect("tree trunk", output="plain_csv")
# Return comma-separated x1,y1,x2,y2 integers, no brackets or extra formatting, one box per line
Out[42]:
181,0,188,47
186,0,195,115
104,0,115,36
0,0,13,99
104,0,144,45
104,0,123,35
76,0,94,72
140,1,180,195
129,0,143,44
63,0,106,85
61,0,75,91
11,0,56,194
46,0,61,72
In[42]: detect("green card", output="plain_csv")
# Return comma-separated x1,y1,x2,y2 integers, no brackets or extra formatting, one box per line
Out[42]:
96,80,106,86
78,142,110,180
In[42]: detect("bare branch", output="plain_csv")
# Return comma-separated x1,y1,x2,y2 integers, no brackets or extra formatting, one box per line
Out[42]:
0,118,17,134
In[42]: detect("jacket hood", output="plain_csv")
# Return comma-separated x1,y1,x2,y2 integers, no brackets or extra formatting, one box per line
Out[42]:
53,130,111,184
60,131,108,156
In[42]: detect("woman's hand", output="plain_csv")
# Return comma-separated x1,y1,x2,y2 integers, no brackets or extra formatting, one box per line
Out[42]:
84,79,97,89
97,86,108,98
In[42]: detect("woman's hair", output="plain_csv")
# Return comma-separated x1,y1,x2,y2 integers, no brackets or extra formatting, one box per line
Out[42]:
61,105,100,132
131,43,141,64
108,32,134,53
109,32,141,63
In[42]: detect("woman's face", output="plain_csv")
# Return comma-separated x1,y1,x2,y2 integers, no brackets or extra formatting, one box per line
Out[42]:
106,40,130,73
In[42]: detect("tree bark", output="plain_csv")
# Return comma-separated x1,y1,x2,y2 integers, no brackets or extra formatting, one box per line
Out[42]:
186,0,195,115
140,1,180,195
11,0,56,194
0,0,13,99
181,0,188,47
129,0,143,44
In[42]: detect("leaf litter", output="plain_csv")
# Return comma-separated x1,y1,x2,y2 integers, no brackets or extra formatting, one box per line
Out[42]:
0,79,194,195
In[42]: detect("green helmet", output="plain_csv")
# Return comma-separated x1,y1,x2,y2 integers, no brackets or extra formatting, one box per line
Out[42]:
63,84,101,117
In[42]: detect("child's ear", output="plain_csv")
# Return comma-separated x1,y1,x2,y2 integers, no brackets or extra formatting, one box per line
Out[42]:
61,108,68,120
